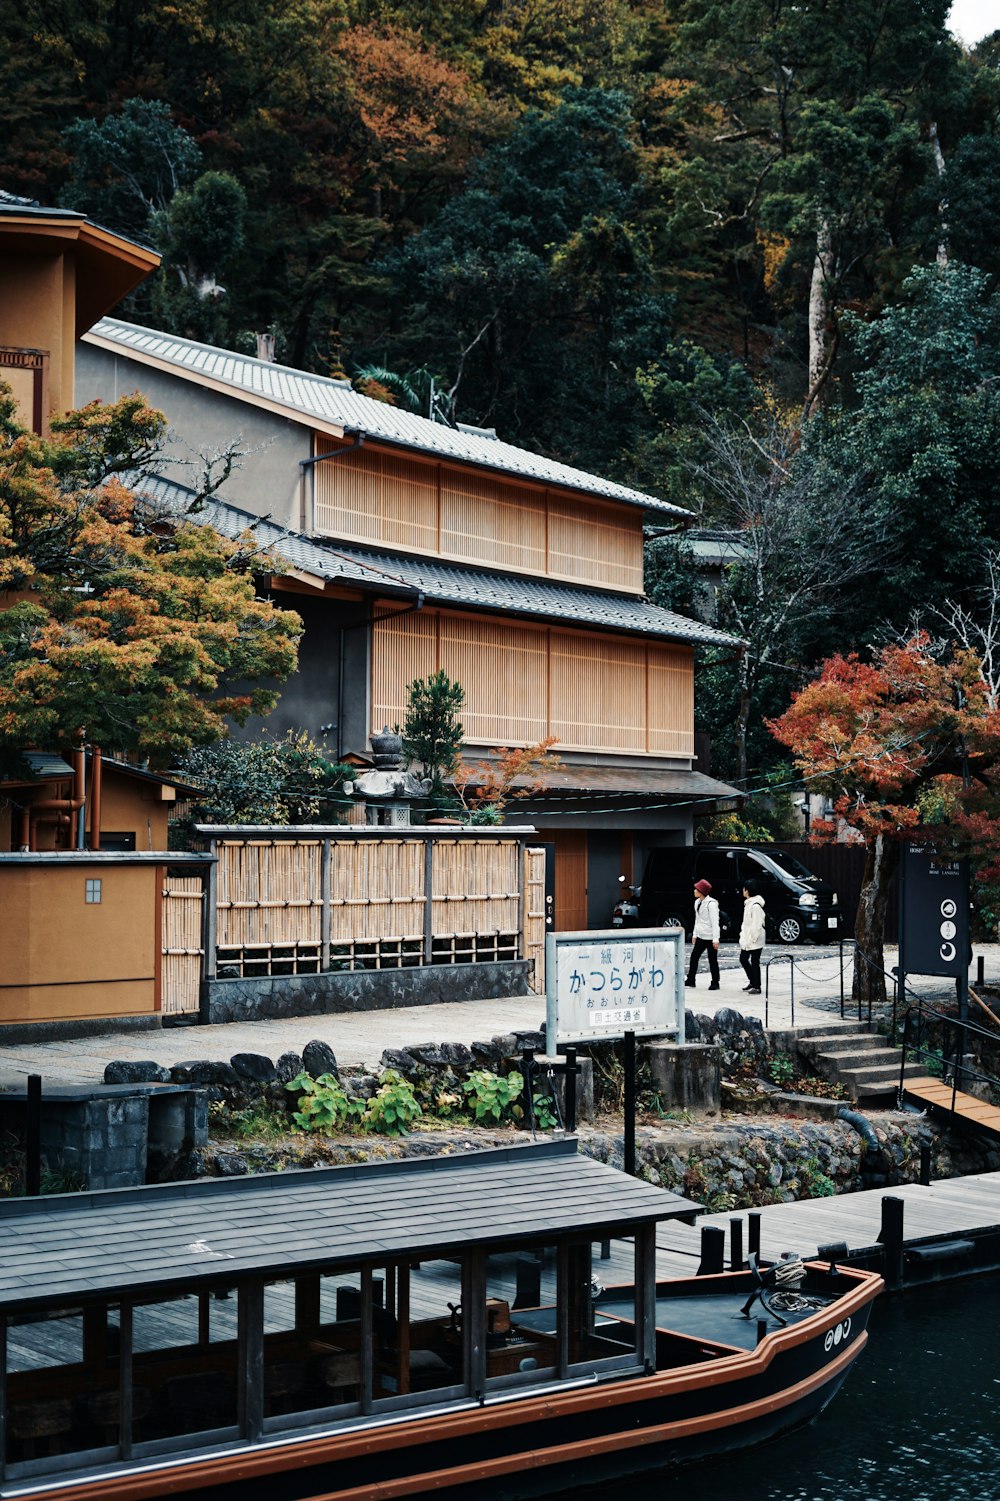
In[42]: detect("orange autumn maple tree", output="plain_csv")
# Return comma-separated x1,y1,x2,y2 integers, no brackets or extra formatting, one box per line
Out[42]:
0,387,302,767
769,634,1000,1004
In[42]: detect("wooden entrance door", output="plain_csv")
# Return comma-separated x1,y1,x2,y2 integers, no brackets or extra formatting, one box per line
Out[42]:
535,830,588,932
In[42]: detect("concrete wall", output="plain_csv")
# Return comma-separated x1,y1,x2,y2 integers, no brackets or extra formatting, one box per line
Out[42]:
75,343,306,530
203,959,532,1024
0,861,160,1023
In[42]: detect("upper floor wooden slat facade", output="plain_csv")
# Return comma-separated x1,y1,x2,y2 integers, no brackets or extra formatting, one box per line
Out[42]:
312,438,644,594
372,602,694,758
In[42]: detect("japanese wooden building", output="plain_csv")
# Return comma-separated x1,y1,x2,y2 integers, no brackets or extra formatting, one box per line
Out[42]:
76,321,741,930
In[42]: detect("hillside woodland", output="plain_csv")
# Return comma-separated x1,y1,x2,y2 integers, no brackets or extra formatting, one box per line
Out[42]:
5,0,1000,801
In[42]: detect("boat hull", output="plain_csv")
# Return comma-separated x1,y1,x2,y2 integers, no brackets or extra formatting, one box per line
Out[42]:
35,1270,879,1501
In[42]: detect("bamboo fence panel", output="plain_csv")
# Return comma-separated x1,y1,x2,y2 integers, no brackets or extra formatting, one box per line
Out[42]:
546,495,643,593
647,643,695,756
328,838,426,946
161,875,204,1015
313,441,438,553
431,838,521,940
549,629,647,752
216,840,322,950
438,614,549,745
440,471,546,575
522,846,547,993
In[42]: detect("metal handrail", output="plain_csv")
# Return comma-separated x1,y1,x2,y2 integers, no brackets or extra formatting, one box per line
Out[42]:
762,941,858,1027
762,953,796,1027
898,1001,1000,1112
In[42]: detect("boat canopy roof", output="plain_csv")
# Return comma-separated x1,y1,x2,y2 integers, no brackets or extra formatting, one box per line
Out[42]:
0,1141,695,1313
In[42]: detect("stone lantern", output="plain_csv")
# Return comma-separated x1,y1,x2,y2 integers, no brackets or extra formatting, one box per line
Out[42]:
347,727,430,826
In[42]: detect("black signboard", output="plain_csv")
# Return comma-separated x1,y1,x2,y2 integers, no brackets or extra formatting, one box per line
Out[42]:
899,843,969,979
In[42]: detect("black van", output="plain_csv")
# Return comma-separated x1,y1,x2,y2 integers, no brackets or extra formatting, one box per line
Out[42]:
636,845,842,945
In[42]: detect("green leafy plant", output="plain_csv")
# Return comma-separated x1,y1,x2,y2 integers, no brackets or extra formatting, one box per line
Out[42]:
218,1100,290,1141
767,1053,795,1088
462,1069,524,1122
363,1070,423,1136
285,1072,365,1132
797,1157,837,1198
531,1092,559,1130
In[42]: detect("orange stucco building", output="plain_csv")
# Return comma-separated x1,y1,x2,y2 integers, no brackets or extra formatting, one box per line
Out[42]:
0,189,157,431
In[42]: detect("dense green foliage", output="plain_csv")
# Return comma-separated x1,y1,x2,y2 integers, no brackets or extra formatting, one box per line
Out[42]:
6,1,1000,784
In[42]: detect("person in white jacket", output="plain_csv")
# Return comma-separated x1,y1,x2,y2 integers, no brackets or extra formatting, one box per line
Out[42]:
739,879,766,995
686,878,720,989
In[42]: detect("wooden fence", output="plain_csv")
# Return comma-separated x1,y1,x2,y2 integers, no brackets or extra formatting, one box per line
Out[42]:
196,828,545,993
769,842,894,940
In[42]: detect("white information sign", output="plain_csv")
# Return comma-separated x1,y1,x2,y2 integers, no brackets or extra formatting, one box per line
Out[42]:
545,927,685,1046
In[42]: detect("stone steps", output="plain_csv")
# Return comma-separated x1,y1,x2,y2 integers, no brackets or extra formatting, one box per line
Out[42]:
791,1021,913,1102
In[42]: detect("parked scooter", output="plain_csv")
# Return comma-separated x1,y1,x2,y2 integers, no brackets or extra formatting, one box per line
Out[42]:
611,875,640,928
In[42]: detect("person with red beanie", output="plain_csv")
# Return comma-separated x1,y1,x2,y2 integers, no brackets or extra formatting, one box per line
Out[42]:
686,878,720,989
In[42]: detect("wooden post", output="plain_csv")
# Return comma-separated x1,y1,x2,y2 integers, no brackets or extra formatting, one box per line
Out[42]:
623,1031,636,1176
465,1250,486,1397
697,1226,726,1276
879,1196,905,1292
748,1211,762,1261
730,1217,744,1272
637,1224,657,1373
238,1279,264,1442
119,1302,134,1460
564,1047,578,1134
556,1244,569,1378
321,838,332,972
204,839,218,982
360,1268,374,1415
423,837,434,965
25,1075,41,1197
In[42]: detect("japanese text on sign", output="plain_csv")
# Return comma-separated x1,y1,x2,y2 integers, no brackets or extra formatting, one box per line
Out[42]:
546,928,684,1045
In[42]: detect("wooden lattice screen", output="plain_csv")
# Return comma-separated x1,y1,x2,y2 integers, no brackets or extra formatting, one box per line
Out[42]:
207,832,530,978
161,875,204,1015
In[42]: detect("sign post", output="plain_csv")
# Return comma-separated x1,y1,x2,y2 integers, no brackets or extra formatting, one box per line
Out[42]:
545,928,685,1046
545,928,685,1175
898,844,970,1021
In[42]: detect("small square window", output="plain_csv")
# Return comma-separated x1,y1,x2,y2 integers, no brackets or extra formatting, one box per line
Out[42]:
85,879,102,904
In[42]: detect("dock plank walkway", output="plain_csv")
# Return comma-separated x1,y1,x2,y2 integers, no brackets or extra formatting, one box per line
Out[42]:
654,1170,1000,1278
904,1076,1000,1136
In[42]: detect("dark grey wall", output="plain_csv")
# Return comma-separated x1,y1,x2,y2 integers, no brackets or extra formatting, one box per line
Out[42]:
587,831,623,927
76,342,306,530
233,593,371,757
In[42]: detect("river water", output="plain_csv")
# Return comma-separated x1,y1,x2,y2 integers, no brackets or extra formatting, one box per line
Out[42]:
594,1275,1000,1501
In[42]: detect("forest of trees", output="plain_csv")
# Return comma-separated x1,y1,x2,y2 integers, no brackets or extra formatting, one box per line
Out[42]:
5,0,1000,792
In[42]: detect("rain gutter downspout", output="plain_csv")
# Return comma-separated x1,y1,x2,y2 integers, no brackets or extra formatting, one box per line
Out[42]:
90,747,103,851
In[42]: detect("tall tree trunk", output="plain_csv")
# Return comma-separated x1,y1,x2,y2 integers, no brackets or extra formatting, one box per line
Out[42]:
929,121,949,268
807,216,834,396
852,834,900,1008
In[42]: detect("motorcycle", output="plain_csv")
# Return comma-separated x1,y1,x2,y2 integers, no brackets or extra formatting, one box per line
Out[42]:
611,876,640,928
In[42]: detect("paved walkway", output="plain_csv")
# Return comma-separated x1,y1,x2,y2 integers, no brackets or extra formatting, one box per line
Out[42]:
0,945,993,1087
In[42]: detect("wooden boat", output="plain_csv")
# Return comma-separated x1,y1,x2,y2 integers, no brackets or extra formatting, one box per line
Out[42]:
0,1139,881,1500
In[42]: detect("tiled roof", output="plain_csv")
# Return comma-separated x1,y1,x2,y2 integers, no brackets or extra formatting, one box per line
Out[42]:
0,1141,694,1310
88,317,689,519
137,477,739,649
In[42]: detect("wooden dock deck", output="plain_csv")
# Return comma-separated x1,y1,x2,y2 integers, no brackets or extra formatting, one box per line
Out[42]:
654,1170,1000,1288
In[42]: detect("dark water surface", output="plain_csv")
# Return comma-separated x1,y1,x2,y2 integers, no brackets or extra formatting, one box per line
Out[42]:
591,1275,1000,1501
